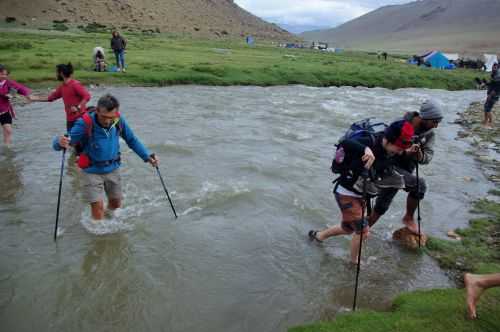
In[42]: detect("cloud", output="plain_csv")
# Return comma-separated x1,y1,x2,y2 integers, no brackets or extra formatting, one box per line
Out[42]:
234,0,410,32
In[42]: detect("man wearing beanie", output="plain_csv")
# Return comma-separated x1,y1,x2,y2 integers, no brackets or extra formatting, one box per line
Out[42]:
368,99,443,235
309,119,415,264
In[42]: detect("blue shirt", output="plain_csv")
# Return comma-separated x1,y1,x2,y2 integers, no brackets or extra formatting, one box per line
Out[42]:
53,113,151,174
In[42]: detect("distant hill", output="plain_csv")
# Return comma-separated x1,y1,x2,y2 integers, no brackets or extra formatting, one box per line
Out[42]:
300,0,500,54
0,0,292,40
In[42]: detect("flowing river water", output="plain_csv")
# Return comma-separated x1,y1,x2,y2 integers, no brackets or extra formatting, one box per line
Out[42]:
0,86,491,332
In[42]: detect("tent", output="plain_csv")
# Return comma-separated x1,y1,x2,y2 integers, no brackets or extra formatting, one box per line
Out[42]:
483,54,498,72
443,53,459,62
422,51,450,69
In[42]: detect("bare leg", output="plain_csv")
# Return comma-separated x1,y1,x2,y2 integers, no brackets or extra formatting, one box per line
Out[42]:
316,225,350,241
402,196,420,234
90,201,105,222
350,228,369,264
465,273,500,319
2,124,12,145
104,198,121,218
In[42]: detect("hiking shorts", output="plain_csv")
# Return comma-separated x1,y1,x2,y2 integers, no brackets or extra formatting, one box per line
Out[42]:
484,95,499,113
0,112,13,125
81,169,122,203
335,193,368,234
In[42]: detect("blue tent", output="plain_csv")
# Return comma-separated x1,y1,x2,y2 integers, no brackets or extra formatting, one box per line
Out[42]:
422,51,450,69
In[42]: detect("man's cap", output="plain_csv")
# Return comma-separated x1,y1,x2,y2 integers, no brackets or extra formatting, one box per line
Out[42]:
384,120,414,149
420,99,444,122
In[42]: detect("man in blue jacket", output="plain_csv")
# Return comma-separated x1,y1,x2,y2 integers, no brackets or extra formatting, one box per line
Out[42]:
53,94,158,223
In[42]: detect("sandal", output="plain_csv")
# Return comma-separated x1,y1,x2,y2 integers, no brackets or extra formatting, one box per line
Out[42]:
308,230,323,243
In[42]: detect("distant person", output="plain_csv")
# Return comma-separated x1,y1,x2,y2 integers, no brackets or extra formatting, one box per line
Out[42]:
52,94,159,223
93,47,107,72
0,64,34,145
309,120,414,264
465,273,500,319
111,31,127,72
483,64,500,128
31,63,91,132
382,52,388,61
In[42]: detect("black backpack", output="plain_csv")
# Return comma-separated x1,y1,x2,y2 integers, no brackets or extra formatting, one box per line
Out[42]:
331,118,387,175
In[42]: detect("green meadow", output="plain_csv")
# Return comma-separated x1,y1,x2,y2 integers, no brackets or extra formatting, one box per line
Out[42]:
0,29,487,90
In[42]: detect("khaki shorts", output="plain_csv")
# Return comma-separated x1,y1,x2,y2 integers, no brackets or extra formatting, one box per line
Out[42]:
81,169,122,203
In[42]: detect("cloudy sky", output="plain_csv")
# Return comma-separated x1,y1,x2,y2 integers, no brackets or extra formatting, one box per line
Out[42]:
234,0,411,33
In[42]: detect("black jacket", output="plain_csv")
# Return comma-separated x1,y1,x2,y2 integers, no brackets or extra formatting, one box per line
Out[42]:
337,135,395,193
111,36,126,51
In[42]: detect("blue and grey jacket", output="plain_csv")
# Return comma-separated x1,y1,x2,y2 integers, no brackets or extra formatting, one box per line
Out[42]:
52,112,151,174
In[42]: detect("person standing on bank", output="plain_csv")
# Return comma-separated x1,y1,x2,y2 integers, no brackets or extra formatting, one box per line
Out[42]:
0,64,34,145
368,99,443,235
31,63,91,132
52,94,159,222
111,31,127,73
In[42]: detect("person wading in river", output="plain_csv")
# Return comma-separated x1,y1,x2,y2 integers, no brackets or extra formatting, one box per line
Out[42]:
52,94,158,223
0,64,34,145
309,120,414,264
31,63,91,132
368,99,443,235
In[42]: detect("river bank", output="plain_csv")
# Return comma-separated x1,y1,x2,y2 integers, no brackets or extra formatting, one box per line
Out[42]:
291,102,500,332
0,29,487,90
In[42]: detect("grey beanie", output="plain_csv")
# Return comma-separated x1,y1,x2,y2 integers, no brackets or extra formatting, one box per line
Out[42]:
420,99,443,121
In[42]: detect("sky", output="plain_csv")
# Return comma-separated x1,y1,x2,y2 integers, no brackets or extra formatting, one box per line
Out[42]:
234,0,412,33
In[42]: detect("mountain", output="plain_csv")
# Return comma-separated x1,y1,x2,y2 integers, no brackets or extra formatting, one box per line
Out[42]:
0,0,292,40
300,0,500,54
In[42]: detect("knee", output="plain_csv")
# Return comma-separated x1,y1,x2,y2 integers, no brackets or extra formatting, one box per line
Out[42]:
3,125,12,135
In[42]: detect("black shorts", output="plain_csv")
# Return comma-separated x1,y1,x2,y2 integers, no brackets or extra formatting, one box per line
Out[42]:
0,112,13,125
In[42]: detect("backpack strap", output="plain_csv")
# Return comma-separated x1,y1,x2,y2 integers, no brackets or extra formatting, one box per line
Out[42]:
82,112,93,138
81,111,123,139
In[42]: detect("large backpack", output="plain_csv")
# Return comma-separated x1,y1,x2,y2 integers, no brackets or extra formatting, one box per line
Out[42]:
331,118,387,175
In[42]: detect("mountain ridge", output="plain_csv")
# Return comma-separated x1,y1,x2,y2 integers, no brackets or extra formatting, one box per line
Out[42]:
0,0,293,40
300,0,500,54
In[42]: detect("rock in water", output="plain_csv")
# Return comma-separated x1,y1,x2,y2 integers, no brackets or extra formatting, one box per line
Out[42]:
392,227,427,249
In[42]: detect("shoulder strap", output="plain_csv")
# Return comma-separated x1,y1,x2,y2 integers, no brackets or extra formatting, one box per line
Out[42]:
82,112,93,138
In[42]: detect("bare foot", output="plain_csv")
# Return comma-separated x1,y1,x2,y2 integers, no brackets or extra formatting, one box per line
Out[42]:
465,273,483,320
402,216,420,235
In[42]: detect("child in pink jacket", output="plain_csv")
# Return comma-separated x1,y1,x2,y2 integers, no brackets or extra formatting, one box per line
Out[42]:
0,64,33,145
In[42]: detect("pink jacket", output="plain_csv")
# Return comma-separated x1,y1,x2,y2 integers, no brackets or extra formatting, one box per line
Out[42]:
0,79,31,118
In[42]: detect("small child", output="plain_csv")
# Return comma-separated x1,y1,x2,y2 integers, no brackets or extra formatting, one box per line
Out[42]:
0,64,33,145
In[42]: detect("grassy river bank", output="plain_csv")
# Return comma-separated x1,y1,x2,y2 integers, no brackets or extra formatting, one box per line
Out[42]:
0,29,487,90
291,104,500,332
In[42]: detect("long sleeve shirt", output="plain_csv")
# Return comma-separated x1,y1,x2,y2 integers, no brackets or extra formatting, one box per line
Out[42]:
0,79,31,118
47,79,91,122
53,113,151,174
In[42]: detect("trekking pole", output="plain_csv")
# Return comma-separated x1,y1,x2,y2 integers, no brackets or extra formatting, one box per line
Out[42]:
153,155,177,218
416,160,422,248
54,136,68,242
353,174,367,311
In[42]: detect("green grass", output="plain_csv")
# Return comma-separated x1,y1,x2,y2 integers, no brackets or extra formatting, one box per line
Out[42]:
0,29,488,90
291,289,500,332
291,199,500,332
